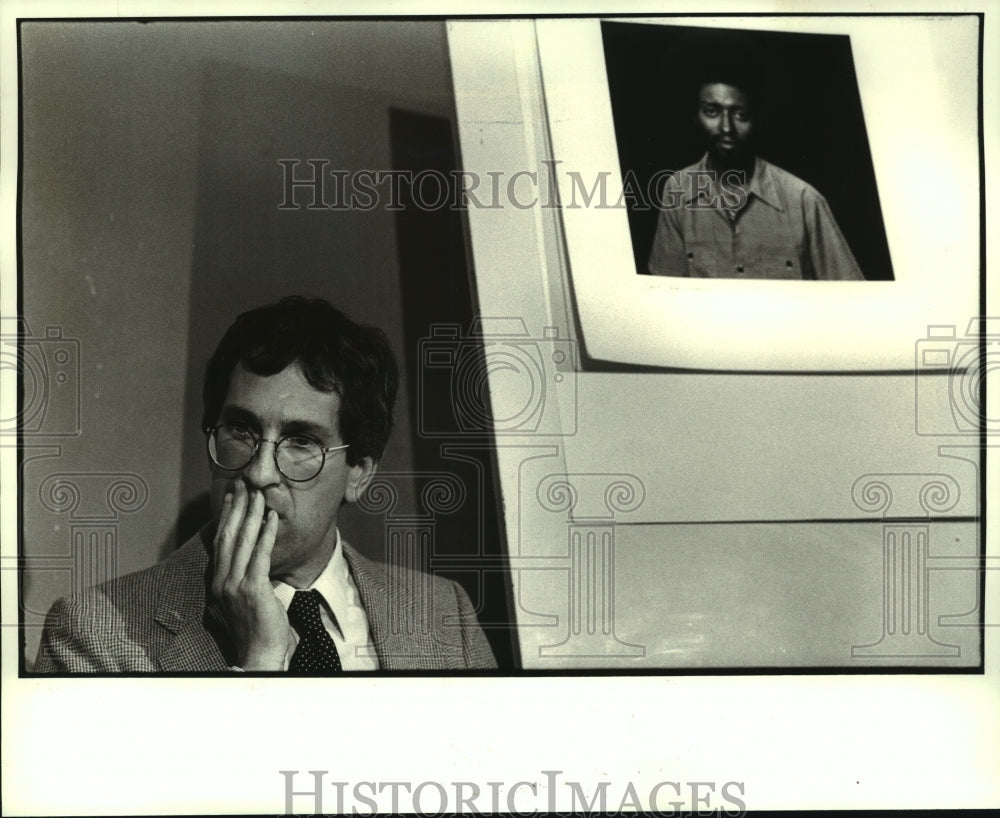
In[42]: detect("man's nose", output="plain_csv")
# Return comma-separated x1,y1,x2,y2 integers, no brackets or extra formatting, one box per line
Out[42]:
242,439,282,489
719,110,733,133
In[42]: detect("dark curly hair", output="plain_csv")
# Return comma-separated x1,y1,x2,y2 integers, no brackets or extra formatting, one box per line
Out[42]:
202,296,398,465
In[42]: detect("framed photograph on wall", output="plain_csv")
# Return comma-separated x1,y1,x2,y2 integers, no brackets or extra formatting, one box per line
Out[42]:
538,16,981,371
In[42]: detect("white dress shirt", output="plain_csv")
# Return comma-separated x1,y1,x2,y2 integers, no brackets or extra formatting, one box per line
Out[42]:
269,530,379,670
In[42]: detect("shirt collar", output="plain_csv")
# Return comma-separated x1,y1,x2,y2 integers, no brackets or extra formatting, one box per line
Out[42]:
271,529,347,624
693,153,785,212
744,157,784,211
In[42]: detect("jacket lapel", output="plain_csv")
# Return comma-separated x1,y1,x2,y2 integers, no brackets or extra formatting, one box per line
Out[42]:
343,540,445,670
151,529,231,672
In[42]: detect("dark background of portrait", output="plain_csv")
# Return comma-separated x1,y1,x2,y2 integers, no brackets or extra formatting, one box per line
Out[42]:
602,22,894,281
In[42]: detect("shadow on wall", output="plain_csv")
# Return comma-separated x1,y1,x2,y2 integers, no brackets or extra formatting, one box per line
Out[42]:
157,492,212,562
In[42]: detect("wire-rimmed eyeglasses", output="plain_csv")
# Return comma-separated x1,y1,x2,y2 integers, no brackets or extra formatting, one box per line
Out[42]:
204,424,349,483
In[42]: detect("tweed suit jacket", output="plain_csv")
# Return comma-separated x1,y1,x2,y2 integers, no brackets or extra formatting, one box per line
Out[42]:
32,528,497,672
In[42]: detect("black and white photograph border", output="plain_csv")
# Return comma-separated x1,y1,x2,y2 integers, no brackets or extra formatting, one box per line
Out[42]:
538,15,980,371
1,0,998,815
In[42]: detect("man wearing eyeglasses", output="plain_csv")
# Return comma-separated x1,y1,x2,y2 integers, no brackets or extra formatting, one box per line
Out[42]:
34,297,496,672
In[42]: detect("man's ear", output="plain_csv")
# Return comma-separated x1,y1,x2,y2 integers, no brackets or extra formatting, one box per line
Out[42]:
344,457,377,504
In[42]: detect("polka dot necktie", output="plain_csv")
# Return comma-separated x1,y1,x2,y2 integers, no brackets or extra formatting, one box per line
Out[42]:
287,590,342,673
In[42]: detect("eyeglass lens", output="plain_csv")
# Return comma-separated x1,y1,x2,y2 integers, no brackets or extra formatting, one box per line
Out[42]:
208,426,326,481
